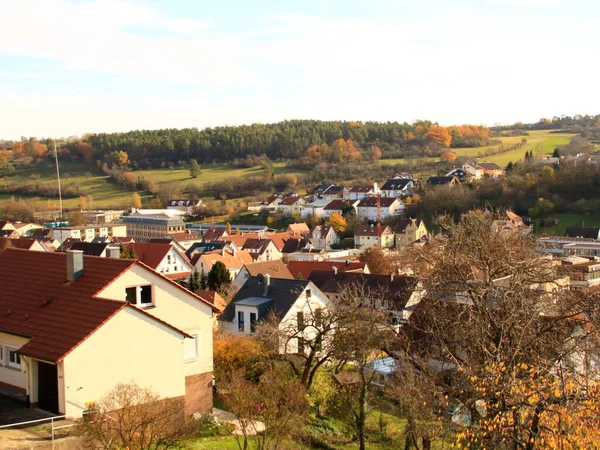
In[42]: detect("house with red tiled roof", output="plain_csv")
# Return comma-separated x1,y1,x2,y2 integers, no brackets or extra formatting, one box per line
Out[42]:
357,197,404,222
0,249,218,418
287,223,310,237
322,199,360,219
354,225,395,249
191,248,253,280
395,218,428,249
349,183,379,200
0,237,48,252
276,195,306,216
242,238,283,262
125,242,193,280
232,260,294,289
287,260,369,280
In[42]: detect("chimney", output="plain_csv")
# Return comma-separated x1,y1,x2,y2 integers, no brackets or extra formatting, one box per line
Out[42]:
232,247,237,258
263,273,271,296
106,246,121,258
66,250,84,281
332,266,338,276
390,273,394,282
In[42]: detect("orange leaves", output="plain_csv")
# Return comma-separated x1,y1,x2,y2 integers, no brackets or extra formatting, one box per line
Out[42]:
440,151,457,162
425,125,452,147
326,213,347,234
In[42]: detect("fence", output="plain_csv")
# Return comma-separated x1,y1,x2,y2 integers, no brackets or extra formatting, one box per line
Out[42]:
0,415,79,449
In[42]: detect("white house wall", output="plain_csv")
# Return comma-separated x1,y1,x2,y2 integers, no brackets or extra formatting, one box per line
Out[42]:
62,307,186,418
96,265,214,376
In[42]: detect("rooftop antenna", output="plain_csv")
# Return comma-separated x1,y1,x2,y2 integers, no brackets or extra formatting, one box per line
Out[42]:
53,139,63,219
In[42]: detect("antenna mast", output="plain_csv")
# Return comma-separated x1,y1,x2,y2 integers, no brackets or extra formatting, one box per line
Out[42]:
53,139,63,219
376,192,382,247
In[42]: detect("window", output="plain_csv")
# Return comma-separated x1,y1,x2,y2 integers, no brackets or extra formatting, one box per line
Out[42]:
297,311,304,330
250,313,257,332
238,311,245,332
125,285,153,307
7,347,20,369
140,285,152,305
167,255,172,264
184,335,198,359
125,287,137,304
306,289,312,298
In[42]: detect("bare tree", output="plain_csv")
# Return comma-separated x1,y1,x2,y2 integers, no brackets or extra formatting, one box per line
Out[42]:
222,367,308,450
76,382,185,450
398,210,600,449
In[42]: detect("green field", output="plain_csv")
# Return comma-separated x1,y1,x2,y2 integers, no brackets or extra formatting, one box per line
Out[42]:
535,213,600,236
0,162,302,210
379,131,575,170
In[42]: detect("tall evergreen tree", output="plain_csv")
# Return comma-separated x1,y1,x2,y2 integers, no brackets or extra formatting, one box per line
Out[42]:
188,269,201,292
207,261,231,292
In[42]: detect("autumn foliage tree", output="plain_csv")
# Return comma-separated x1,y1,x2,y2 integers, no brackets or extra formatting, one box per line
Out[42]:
326,213,347,234
439,151,457,162
424,125,452,147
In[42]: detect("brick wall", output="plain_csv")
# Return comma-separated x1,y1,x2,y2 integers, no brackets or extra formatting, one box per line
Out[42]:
184,371,213,416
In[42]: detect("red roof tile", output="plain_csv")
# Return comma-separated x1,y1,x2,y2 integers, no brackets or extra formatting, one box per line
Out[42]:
287,260,367,279
125,243,172,269
0,249,136,362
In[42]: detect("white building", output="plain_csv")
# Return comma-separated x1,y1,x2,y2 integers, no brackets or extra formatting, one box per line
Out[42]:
357,197,405,222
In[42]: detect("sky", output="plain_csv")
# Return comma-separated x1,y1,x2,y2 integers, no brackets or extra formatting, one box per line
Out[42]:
1,0,599,139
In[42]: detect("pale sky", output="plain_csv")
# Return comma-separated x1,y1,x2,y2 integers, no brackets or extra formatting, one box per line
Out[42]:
1,0,598,139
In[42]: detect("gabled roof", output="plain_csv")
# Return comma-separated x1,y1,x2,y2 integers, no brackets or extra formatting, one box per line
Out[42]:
324,199,350,211
57,237,82,252
477,162,502,171
203,228,227,241
314,184,334,194
186,241,228,259
260,194,281,206
168,231,202,242
310,225,334,238
70,242,110,256
288,260,367,279
125,243,174,269
380,178,411,191
221,234,257,249
0,249,136,362
287,223,310,236
281,238,308,254
565,227,600,239
109,236,136,244
243,260,294,279
355,225,393,237
264,232,292,251
0,220,12,230
278,195,304,206
428,176,458,186
308,270,416,309
221,276,313,322
193,289,227,310
198,249,253,270
0,238,39,251
324,185,346,194
350,185,373,193
243,238,274,256
395,218,422,234
357,197,401,208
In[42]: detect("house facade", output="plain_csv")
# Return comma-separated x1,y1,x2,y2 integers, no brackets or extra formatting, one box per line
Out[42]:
52,224,127,245
232,260,293,290
309,225,339,250
0,249,216,418
357,197,405,222
192,248,253,280
121,214,186,242
395,218,428,248
277,195,306,216
354,225,395,249
380,176,413,198
221,275,329,354
348,183,379,200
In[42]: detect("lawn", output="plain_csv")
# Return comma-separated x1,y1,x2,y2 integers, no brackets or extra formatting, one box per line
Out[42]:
535,213,600,236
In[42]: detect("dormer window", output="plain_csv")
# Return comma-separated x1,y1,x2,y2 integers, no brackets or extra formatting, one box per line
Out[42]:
125,285,154,307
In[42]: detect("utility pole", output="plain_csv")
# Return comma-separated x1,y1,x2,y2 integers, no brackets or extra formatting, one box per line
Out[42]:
53,139,63,220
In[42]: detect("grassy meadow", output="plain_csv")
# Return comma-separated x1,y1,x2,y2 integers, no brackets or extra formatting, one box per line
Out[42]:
0,131,576,210
0,162,301,210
